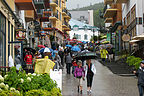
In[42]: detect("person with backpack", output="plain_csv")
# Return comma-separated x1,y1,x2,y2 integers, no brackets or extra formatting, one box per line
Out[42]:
133,60,144,96
74,60,85,94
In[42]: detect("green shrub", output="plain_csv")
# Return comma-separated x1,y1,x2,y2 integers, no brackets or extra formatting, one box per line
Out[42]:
25,90,51,96
50,88,62,96
0,90,22,96
126,56,142,69
4,67,58,95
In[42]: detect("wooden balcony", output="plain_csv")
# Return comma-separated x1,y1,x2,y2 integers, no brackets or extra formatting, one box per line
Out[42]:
15,0,35,10
25,10,35,22
104,8,118,18
64,12,71,20
114,0,128,3
49,14,58,21
105,18,113,23
104,0,114,4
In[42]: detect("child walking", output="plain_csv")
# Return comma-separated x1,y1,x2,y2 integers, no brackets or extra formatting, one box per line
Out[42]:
134,60,144,96
74,60,85,94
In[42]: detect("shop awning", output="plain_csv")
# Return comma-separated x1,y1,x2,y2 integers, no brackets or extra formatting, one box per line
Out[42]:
129,40,139,44
132,35,144,40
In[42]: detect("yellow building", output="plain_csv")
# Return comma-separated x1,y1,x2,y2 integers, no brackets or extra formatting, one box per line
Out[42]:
0,0,15,71
49,0,71,44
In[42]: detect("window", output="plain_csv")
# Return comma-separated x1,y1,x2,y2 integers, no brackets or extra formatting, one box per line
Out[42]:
0,12,6,67
127,12,130,25
131,26,136,37
84,34,88,40
59,12,61,20
59,0,61,8
75,34,81,39
131,5,136,22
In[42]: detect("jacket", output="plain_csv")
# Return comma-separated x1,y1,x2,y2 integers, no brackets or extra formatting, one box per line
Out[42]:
100,49,108,59
65,54,72,63
135,67,144,86
74,67,85,78
84,63,96,77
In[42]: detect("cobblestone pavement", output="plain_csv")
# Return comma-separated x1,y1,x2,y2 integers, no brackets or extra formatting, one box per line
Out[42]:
62,60,139,96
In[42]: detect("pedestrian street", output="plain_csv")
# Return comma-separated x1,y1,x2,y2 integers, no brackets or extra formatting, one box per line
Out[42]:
62,60,139,96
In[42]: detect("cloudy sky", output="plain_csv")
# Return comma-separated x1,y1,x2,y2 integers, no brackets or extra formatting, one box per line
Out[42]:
66,0,104,10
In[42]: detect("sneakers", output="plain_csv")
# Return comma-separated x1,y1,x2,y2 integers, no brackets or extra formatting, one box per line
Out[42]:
87,90,92,94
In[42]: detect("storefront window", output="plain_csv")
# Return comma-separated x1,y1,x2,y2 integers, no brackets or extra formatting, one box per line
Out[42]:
0,12,6,66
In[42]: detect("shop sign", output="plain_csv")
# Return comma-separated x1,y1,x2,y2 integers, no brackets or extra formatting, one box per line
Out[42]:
16,29,26,40
122,34,130,42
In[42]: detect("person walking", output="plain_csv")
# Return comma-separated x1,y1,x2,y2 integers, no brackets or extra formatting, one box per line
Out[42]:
133,60,144,96
107,47,114,62
100,48,108,62
65,53,72,74
24,51,33,72
58,48,64,67
74,60,85,94
84,59,96,94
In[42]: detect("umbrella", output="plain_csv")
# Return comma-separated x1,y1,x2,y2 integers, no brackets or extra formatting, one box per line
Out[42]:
71,46,81,52
23,47,36,54
66,44,72,47
39,48,53,53
106,44,113,48
75,52,97,60
77,41,82,43
38,45,45,48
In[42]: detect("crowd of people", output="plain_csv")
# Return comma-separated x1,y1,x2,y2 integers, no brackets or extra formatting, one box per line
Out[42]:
13,42,115,94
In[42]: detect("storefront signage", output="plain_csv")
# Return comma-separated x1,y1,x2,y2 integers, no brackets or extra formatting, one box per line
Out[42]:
122,34,130,42
16,29,26,40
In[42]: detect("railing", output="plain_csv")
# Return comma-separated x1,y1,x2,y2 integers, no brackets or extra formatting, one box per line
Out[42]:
44,9,52,11
37,9,43,14
33,0,44,2
51,13,58,19
63,8,68,13
67,12,71,18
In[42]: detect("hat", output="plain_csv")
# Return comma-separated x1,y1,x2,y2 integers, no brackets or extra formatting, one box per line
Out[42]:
44,48,51,53
141,60,144,64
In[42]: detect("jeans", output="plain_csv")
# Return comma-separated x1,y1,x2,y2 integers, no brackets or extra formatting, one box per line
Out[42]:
138,85,144,96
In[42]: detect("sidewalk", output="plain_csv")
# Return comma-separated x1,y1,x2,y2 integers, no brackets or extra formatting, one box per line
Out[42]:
62,60,139,96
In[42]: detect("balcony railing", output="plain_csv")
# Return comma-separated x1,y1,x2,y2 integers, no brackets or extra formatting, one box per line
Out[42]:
67,12,71,18
33,0,45,9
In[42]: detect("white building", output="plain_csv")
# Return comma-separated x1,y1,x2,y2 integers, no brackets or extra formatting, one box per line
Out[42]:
69,19,98,42
122,0,144,38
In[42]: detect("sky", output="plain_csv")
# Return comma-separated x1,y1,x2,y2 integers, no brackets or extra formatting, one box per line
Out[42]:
66,0,104,10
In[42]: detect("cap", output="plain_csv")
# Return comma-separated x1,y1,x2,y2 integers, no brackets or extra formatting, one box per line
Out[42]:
141,60,144,64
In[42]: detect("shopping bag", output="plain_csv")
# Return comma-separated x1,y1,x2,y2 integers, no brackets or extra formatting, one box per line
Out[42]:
50,69,62,90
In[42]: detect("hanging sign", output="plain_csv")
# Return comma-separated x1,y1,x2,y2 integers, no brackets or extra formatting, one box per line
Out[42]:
122,34,130,42
16,29,26,40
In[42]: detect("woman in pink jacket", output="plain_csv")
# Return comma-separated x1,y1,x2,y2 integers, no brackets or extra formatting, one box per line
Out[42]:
74,60,85,94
